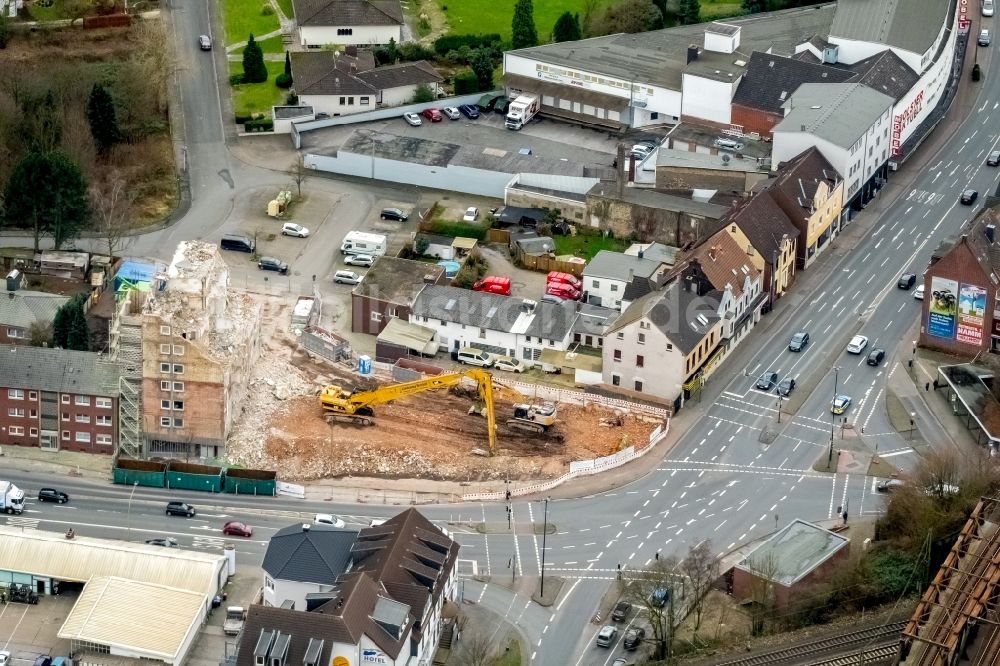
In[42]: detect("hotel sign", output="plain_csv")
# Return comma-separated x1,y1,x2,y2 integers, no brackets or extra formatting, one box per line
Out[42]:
891,90,924,156
958,0,971,33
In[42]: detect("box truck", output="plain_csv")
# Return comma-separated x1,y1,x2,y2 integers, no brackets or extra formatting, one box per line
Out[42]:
0,481,25,514
505,95,539,130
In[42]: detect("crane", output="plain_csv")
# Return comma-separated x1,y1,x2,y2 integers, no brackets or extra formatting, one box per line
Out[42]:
319,369,558,456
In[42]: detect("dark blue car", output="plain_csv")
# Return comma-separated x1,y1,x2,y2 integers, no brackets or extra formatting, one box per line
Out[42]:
459,104,480,119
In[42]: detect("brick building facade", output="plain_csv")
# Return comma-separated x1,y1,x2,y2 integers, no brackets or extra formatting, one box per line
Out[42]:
0,344,119,454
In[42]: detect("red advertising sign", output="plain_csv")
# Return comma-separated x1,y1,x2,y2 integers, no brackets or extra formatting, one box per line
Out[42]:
958,0,970,33
891,90,925,156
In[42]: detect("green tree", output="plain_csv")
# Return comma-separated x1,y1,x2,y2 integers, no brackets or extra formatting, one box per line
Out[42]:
552,11,582,42
741,0,768,13
51,302,71,349
3,152,91,252
283,50,292,77
66,296,89,351
0,7,10,49
470,48,494,91
86,82,120,158
511,0,538,49
587,0,663,36
20,89,62,154
678,0,700,24
410,83,435,103
241,34,268,83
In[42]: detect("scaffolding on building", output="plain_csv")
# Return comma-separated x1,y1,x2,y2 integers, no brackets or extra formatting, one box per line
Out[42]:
110,290,145,459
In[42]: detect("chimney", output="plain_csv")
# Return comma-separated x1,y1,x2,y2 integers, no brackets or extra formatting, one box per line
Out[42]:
988,225,997,244
708,246,718,261
638,248,645,259
687,45,700,63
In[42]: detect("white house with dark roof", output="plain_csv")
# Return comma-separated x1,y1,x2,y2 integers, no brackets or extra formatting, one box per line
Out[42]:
292,0,403,47
583,250,669,311
261,523,358,610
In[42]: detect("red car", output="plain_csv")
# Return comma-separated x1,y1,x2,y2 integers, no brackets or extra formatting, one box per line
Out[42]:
222,521,253,537
546,283,581,301
421,108,443,122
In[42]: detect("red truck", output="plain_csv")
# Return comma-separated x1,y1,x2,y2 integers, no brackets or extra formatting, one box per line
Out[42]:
473,276,512,295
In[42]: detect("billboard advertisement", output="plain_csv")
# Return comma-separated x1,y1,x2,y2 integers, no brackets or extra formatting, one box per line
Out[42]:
957,283,987,345
927,276,958,339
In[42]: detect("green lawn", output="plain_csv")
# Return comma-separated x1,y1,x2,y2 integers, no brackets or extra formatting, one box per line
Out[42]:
233,34,287,54
276,0,294,19
26,1,64,21
438,0,612,42
492,639,522,666
700,1,743,18
553,233,628,261
229,61,287,117
220,0,281,45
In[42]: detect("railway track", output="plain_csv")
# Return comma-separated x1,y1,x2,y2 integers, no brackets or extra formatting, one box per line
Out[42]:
712,621,904,666
803,644,898,666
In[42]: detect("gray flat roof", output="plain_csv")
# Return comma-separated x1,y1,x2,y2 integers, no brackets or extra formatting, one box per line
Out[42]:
656,147,767,173
588,182,728,219
830,0,948,56
667,122,772,159
583,250,662,281
736,519,849,586
508,4,837,91
775,83,894,148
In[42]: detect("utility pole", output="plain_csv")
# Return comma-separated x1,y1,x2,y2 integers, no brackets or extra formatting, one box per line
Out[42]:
829,366,840,465
540,497,550,597
126,481,138,540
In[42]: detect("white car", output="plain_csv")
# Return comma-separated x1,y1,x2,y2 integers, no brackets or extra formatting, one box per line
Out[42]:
847,335,869,354
493,356,525,373
463,207,479,222
281,223,309,237
344,254,375,267
334,270,362,285
0,650,11,666
914,284,925,300
443,106,461,120
314,513,345,528
403,112,422,126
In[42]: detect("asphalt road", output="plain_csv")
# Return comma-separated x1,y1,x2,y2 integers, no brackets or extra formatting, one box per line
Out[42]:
2,8,999,666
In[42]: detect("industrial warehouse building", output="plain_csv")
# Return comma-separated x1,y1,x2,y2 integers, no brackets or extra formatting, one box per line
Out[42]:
0,526,230,664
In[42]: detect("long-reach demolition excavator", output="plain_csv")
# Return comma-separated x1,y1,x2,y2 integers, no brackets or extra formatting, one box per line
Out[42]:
318,369,557,456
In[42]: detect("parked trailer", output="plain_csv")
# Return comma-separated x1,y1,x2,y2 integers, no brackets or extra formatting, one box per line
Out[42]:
300,325,352,364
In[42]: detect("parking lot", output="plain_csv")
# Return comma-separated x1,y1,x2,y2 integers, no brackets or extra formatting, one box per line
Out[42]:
0,593,75,664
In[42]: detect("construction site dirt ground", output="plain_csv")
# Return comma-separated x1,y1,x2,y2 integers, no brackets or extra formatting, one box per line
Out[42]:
227,296,659,482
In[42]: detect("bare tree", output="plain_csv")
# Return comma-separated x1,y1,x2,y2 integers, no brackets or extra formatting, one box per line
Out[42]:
682,540,720,634
454,629,497,666
622,556,683,660
745,552,778,636
28,322,53,347
89,173,137,259
290,154,307,197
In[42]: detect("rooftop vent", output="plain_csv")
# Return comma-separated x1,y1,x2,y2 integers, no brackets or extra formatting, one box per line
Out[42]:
696,314,710,326
444,298,457,311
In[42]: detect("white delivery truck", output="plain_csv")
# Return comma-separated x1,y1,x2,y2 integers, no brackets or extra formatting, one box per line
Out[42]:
505,94,540,130
0,480,25,514
340,231,387,256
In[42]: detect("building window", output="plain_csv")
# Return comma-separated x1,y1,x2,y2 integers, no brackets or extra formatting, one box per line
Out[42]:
62,412,69,421
387,307,397,317
339,96,346,104
161,380,171,391
75,431,91,443
160,417,172,427
173,401,184,411
638,333,645,345
96,397,112,409
8,389,23,400
172,345,184,356
361,97,370,105
9,426,23,436
161,399,171,410
348,97,355,105
160,362,171,373
96,415,112,426
174,418,184,427
173,364,184,374
28,391,36,400
592,280,599,288
639,321,650,330
265,577,274,590
173,382,185,392
371,312,383,323
666,343,673,351
634,380,643,392
160,325,171,335
612,374,621,386
75,414,90,423
610,284,619,292
29,409,37,418
613,349,621,362
8,408,24,417
29,428,37,437
160,344,171,354
62,430,69,440
637,355,644,367
7,328,25,338
96,434,112,446
75,396,90,406
337,27,353,35
616,332,624,340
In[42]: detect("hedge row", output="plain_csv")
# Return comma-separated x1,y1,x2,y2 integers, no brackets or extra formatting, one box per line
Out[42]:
433,33,502,55
428,220,487,240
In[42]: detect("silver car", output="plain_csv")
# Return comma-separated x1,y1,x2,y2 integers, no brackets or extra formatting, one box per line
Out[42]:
334,270,362,285
443,106,461,120
344,254,374,267
403,112,422,126
198,34,212,50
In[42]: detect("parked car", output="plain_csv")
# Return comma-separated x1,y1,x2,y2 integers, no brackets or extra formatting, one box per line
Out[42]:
847,335,869,354
222,521,253,537
777,377,796,397
462,206,479,222
493,356,525,373
281,223,309,237
198,34,212,50
623,627,646,650
380,207,409,221
612,659,634,666
788,331,809,352
334,270,362,285
37,488,69,503
344,254,375,267
897,273,917,289
547,271,582,289
459,104,480,119
611,600,632,621
961,189,979,205
914,284,926,300
596,625,618,647
314,513,345,528
867,348,886,366
979,29,991,47
32,657,51,666
258,256,289,274
541,293,566,304
421,108,443,122
455,347,495,367
988,150,1000,167
546,283,580,300
403,112,422,127
755,371,778,391
985,0,995,16
166,501,196,517
831,394,852,415
0,650,11,666
315,112,330,120
650,586,670,607
442,106,461,120
145,537,179,547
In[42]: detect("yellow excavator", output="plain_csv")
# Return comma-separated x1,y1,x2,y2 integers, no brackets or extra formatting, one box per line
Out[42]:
319,369,557,456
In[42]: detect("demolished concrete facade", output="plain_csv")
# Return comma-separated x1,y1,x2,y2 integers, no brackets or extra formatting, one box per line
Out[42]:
140,241,262,459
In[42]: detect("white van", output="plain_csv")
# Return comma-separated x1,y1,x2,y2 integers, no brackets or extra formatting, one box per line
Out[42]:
984,0,995,16
456,347,495,367
340,231,387,256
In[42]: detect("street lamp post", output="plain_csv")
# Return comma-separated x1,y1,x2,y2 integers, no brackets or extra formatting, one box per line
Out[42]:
910,412,916,440
829,367,840,465
126,482,138,540
776,395,784,423
540,497,550,597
